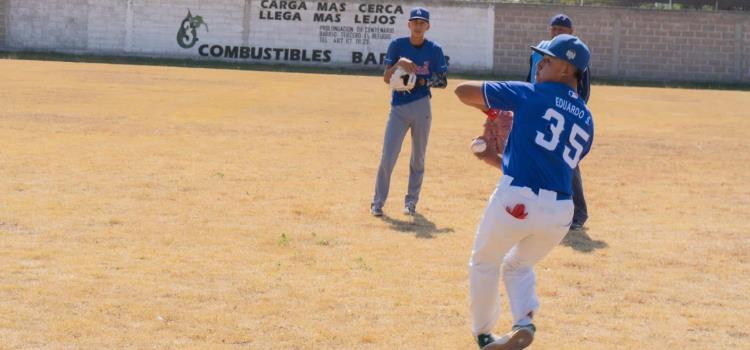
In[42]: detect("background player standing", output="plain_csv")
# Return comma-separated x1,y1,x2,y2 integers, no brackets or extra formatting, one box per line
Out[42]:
528,13,591,231
370,7,448,217
455,34,594,349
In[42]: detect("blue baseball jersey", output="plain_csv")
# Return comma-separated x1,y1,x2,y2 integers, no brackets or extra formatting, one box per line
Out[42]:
527,40,591,103
385,37,448,106
483,81,594,196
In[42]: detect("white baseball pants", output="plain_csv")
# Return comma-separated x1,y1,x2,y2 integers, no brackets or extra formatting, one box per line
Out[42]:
469,175,574,335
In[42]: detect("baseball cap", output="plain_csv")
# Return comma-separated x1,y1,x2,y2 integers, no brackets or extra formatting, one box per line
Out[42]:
530,34,590,72
549,14,572,28
409,7,429,22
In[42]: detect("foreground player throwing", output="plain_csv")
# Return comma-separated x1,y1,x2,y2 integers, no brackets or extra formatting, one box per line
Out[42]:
455,34,594,349
527,13,591,231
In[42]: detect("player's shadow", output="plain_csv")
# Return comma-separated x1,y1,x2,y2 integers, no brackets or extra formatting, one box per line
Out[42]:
380,213,454,239
560,227,607,253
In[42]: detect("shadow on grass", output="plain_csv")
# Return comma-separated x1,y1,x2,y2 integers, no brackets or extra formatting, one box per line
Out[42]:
561,227,607,253
380,213,454,239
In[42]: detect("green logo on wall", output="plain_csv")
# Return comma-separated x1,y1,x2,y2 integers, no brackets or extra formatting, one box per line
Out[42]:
177,9,209,49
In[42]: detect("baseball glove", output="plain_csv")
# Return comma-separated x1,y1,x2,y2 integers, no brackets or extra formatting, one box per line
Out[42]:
389,66,416,92
471,109,513,160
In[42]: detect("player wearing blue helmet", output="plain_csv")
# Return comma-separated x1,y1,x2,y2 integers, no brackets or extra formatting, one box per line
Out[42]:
455,34,594,350
528,14,591,231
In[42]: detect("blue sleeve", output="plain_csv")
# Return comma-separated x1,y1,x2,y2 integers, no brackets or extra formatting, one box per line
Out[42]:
578,68,591,103
581,120,594,159
384,40,399,67
432,44,448,73
482,81,534,111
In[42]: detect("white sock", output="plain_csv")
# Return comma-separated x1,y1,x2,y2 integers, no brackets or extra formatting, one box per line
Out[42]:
516,312,534,327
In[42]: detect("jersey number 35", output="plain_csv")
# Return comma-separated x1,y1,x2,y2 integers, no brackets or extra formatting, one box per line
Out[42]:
534,108,590,169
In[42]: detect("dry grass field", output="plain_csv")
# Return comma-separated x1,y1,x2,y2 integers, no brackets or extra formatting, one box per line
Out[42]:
1,59,749,349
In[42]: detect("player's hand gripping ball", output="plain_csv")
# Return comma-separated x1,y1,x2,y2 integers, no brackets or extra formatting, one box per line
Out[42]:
389,66,416,92
471,109,514,160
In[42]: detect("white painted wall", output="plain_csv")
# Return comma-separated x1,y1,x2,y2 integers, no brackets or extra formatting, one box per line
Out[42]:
3,0,495,72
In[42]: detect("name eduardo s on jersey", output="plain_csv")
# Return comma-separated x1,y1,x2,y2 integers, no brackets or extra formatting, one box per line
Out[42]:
554,96,589,124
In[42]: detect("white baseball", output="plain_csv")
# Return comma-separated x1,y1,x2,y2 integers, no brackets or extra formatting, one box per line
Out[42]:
471,138,487,153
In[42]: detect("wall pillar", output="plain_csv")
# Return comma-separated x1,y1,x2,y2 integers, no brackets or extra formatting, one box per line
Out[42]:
611,17,621,77
0,0,8,48
242,0,252,47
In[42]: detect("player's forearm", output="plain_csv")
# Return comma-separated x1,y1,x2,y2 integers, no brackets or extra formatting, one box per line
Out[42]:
427,72,448,89
383,65,396,84
454,82,487,111
461,99,487,111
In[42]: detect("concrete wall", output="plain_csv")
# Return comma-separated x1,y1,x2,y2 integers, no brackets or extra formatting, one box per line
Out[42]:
493,4,750,83
1,0,749,83
8,0,89,51
1,0,496,72
0,0,7,48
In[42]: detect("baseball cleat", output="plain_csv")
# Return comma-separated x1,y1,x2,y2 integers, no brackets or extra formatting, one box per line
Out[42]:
476,333,498,349
481,324,535,350
403,202,416,215
370,205,383,217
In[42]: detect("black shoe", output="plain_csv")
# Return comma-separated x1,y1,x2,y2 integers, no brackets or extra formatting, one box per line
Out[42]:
476,333,497,349
370,205,383,217
512,323,536,335
481,324,535,350
403,202,416,215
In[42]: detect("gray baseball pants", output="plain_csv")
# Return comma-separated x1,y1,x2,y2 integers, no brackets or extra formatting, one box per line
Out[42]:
372,96,432,209
571,166,588,226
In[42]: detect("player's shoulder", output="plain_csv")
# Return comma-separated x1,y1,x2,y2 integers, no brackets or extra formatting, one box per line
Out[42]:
483,81,535,98
388,37,408,50
535,81,570,93
539,82,593,117
566,88,591,110
486,81,534,91
424,38,443,50
391,37,411,45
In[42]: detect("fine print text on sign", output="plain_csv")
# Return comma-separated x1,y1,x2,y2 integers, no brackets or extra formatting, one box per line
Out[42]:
175,2,493,71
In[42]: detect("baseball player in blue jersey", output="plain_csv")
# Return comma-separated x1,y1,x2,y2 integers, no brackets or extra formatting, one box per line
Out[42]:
455,34,593,349
528,14,591,231
371,7,448,217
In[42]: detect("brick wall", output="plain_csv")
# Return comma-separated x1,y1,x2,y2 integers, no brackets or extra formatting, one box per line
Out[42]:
615,10,746,82
493,5,622,79
746,20,750,79
493,4,750,83
0,0,7,48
